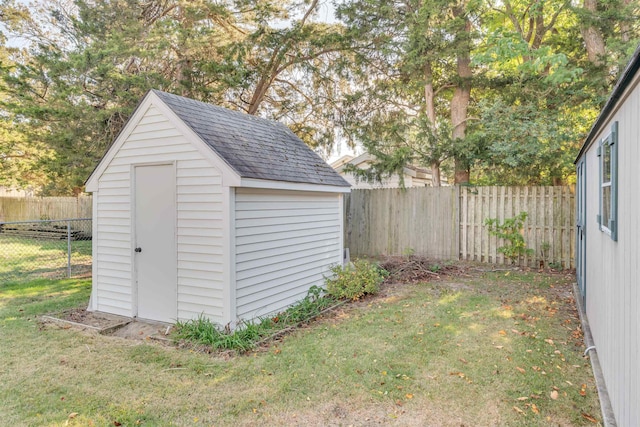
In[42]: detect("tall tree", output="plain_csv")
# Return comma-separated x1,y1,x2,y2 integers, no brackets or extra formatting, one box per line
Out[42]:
336,0,483,185
0,0,352,193
0,33,53,189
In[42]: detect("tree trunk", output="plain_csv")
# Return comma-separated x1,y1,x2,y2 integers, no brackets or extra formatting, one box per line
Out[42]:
424,62,436,124
580,0,606,66
424,61,442,186
451,9,472,185
430,161,441,187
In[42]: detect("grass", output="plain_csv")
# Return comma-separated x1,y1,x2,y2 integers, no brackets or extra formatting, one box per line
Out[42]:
0,267,602,426
0,235,92,283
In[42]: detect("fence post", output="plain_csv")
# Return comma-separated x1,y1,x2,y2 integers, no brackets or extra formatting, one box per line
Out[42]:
67,220,72,278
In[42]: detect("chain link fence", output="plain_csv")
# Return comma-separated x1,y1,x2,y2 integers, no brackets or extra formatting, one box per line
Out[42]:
0,218,92,284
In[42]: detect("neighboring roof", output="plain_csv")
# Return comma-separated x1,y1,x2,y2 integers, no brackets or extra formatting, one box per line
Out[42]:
332,152,445,181
329,154,355,169
152,90,349,187
576,44,640,162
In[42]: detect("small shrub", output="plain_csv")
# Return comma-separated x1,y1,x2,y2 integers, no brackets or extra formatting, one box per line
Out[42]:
484,211,534,264
429,263,442,273
325,259,388,300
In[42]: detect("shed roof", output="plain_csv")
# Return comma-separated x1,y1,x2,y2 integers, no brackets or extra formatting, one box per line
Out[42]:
152,90,349,187
576,44,640,162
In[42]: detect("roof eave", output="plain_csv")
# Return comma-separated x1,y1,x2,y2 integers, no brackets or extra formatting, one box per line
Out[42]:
240,177,351,193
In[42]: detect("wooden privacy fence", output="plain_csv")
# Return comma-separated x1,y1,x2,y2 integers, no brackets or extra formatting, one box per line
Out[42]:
459,186,575,268
0,196,92,222
345,187,459,260
345,186,576,269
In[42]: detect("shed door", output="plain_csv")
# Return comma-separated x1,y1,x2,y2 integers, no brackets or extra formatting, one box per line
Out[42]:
576,159,587,305
134,164,177,322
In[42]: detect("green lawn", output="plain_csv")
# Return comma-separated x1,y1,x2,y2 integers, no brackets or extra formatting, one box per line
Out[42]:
0,268,602,426
0,235,91,283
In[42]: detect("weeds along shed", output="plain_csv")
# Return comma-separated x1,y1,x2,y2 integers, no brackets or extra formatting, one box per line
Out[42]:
85,90,350,326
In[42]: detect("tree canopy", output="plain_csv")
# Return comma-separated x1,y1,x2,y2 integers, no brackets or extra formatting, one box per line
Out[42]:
0,0,638,194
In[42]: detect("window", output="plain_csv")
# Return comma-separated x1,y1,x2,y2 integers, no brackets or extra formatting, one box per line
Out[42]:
597,121,618,241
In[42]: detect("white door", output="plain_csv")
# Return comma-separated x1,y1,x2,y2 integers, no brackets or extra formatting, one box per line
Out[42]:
134,164,177,322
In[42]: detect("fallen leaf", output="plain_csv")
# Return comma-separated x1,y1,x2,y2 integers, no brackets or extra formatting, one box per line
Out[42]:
68,413,78,419
517,397,529,401
406,393,414,399
513,406,524,414
580,384,587,396
113,422,122,427
511,329,520,334
459,358,468,364
545,339,554,345
531,404,540,414
516,367,526,374
499,330,507,336
550,390,559,400
582,413,598,423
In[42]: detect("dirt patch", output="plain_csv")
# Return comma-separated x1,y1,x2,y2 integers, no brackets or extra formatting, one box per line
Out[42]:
41,308,131,332
111,320,174,342
41,309,178,344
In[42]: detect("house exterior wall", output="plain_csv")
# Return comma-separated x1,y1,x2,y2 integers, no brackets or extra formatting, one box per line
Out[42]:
583,79,640,427
233,188,343,320
93,104,226,324
339,172,411,189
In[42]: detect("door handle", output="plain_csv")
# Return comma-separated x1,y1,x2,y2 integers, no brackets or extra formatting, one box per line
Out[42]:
135,247,142,253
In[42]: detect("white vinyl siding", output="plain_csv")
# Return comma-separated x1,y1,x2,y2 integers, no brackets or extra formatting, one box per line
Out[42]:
583,79,640,427
234,189,342,320
94,105,225,323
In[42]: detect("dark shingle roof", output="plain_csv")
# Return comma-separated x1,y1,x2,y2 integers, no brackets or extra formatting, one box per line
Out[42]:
152,90,350,187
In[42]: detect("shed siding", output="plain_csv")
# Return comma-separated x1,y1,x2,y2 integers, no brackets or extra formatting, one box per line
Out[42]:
584,80,640,427
234,189,342,319
95,105,225,323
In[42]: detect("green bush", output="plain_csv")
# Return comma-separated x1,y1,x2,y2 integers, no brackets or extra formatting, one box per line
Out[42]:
325,260,388,300
484,211,534,264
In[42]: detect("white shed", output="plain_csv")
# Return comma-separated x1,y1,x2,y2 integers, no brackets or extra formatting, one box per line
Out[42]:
85,90,350,326
575,46,640,426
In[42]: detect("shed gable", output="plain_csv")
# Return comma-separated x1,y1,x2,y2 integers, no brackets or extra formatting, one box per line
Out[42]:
93,104,226,323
